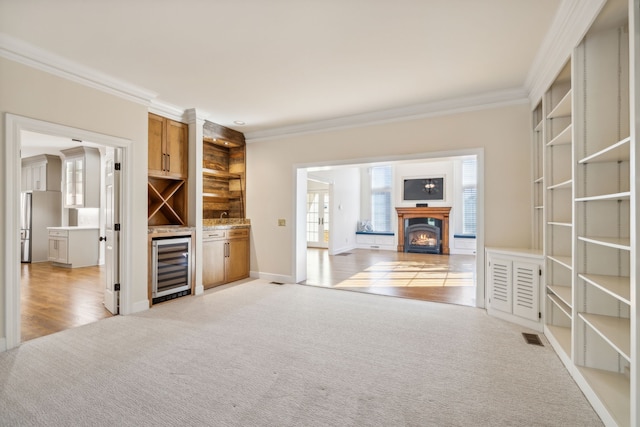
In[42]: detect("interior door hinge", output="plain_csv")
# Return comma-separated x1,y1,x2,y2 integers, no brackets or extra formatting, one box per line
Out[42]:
114,283,121,291
114,223,121,231
115,162,121,171
539,268,542,276
539,312,542,319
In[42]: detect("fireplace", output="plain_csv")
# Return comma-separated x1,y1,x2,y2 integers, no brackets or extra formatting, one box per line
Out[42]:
405,221,441,254
396,207,451,254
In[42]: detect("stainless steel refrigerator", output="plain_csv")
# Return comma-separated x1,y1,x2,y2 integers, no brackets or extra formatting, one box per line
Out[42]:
20,191,62,263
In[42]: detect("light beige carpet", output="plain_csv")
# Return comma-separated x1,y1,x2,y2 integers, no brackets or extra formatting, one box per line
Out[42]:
1,280,602,426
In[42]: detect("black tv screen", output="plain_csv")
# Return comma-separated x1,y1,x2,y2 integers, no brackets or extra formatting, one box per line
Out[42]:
403,177,444,201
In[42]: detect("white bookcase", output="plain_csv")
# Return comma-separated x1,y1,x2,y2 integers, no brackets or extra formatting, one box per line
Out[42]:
543,60,574,361
532,2,638,425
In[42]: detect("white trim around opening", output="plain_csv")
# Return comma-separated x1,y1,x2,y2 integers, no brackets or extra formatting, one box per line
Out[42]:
3,113,134,351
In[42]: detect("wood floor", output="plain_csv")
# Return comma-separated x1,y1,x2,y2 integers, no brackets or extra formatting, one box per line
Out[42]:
20,262,113,342
302,248,476,306
19,250,474,341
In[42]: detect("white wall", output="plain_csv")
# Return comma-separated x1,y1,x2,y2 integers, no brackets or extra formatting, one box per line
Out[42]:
246,102,532,281
0,57,150,344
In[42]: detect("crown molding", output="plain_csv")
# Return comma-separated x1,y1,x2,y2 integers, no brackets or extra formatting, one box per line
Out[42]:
525,0,607,107
245,88,529,142
0,32,158,106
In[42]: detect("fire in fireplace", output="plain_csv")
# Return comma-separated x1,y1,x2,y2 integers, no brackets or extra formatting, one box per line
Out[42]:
405,218,442,254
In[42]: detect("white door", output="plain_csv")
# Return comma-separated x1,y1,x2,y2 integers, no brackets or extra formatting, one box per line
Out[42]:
103,148,121,314
306,190,329,248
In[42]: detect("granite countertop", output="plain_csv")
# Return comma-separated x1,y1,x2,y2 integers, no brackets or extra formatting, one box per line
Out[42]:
203,218,251,230
148,225,196,234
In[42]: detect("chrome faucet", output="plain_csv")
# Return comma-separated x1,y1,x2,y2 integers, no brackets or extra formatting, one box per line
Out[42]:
220,212,228,219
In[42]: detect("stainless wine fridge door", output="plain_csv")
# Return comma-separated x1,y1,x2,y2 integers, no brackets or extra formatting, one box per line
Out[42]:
151,236,192,300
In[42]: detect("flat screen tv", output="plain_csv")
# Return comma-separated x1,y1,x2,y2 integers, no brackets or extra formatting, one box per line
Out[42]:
403,177,444,201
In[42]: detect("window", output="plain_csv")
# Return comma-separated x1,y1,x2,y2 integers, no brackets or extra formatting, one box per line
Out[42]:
462,158,477,235
371,166,392,232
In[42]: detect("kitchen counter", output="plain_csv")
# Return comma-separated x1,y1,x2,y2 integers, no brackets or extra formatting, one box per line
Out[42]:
203,218,251,231
47,227,100,268
47,226,99,230
148,225,196,234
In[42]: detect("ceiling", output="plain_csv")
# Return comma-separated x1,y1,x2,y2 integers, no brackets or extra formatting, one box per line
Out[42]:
1,0,566,142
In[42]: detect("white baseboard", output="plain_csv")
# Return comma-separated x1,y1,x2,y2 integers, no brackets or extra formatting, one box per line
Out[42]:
130,299,150,314
253,271,293,284
487,307,543,332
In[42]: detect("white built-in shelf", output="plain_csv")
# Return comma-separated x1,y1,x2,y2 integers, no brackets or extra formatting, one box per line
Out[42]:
534,205,544,210
548,293,572,318
578,137,631,164
546,324,572,357
579,313,630,361
547,124,573,146
547,89,572,119
548,221,572,227
548,285,572,307
575,191,631,202
535,120,543,132
579,274,630,304
578,367,630,427
548,255,572,270
547,179,572,190
578,236,631,251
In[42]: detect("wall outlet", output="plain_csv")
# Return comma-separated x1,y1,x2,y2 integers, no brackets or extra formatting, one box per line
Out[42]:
278,219,286,226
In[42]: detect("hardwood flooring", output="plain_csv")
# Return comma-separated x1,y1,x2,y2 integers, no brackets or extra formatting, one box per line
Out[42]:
302,248,476,306
20,262,113,342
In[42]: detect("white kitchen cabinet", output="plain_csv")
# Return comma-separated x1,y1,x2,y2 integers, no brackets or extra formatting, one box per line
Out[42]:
486,247,544,331
48,227,99,268
61,146,100,208
21,154,61,192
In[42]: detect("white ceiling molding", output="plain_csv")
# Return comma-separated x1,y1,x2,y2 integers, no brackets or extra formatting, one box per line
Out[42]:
525,0,607,107
0,32,158,106
245,88,529,143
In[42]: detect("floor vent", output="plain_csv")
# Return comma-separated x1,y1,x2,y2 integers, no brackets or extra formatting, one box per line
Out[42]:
336,252,352,256
522,332,543,346
270,281,285,285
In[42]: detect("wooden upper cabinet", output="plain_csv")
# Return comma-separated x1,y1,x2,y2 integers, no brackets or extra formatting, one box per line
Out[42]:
165,119,188,178
148,113,188,179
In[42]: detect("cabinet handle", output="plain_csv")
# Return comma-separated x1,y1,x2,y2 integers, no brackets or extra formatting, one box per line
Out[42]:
163,153,167,171
167,154,170,171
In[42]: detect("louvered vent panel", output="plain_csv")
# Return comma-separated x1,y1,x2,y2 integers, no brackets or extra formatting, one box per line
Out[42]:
490,259,512,313
513,262,539,321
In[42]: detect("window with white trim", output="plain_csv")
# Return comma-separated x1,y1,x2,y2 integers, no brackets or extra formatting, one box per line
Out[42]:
371,166,392,232
462,158,477,235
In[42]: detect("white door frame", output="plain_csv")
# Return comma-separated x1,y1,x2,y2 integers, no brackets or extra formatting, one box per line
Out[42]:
293,148,486,308
3,113,133,350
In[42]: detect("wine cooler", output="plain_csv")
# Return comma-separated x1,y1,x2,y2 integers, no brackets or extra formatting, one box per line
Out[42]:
151,236,192,303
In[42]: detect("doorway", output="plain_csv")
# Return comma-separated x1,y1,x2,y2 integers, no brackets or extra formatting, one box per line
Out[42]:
306,186,330,249
4,114,132,350
294,149,485,308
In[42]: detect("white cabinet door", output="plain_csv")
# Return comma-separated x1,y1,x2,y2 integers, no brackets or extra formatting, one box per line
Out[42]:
48,238,68,263
490,257,512,313
512,261,540,321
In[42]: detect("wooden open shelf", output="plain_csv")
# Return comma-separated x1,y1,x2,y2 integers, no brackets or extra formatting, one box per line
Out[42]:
202,120,246,220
